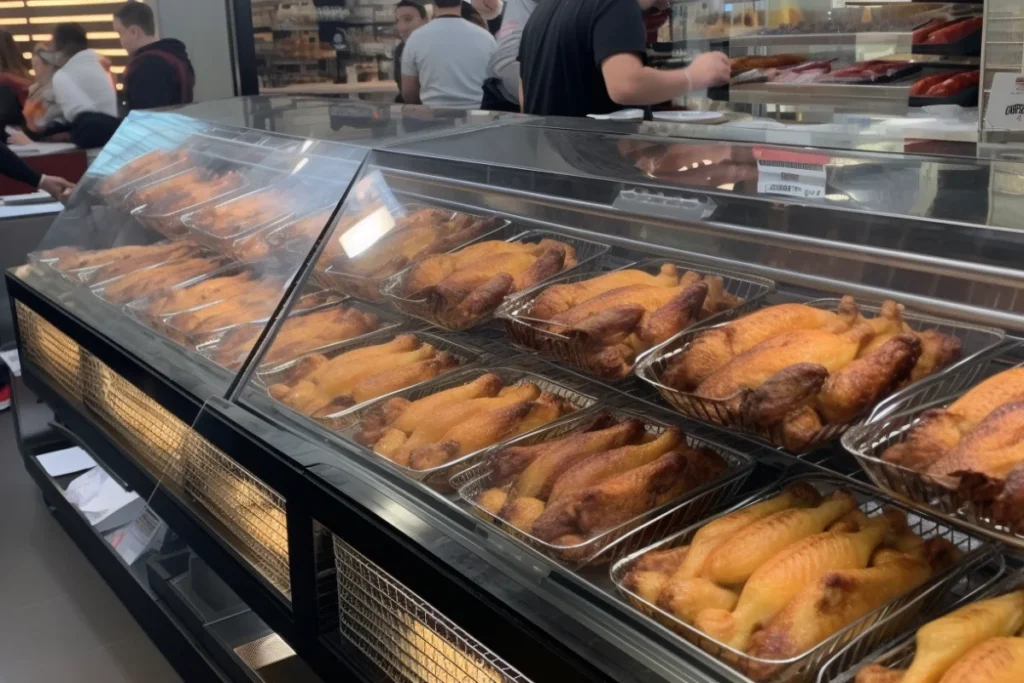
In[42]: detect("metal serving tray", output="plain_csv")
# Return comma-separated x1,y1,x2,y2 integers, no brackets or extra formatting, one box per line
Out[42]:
197,299,402,372
819,561,1015,683
842,362,1024,550
311,210,511,304
452,407,755,569
333,365,598,493
380,228,610,331
497,258,775,382
635,298,1006,453
230,201,337,266
609,474,996,683
258,330,485,442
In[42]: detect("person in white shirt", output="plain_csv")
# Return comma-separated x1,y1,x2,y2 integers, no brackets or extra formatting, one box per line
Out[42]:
50,23,119,148
400,0,496,109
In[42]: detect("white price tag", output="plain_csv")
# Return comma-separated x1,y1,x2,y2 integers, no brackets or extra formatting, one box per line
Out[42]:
108,507,166,566
756,177,826,199
986,73,1024,131
756,159,826,199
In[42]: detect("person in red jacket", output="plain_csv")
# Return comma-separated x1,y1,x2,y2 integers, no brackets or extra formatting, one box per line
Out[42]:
0,30,32,129
113,1,195,113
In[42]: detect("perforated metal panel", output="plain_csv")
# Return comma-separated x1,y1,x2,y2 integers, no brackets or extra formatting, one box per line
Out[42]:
15,301,84,400
333,535,532,683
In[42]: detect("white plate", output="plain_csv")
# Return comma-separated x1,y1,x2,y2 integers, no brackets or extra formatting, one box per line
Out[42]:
587,108,645,121
652,111,725,122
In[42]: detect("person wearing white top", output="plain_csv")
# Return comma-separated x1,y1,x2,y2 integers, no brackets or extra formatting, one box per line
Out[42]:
50,23,119,148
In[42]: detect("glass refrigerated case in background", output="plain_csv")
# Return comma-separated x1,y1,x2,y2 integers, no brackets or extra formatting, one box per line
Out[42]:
8,101,1024,683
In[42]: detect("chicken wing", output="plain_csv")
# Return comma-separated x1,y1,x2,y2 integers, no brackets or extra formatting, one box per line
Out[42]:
745,540,958,680
695,519,890,650
934,637,1024,683
702,491,858,586
883,368,1024,471
879,589,1024,683
387,373,504,434
911,330,962,384
696,324,874,401
663,299,858,391
409,400,536,470
502,420,644,502
926,401,1024,480
817,334,922,424
530,265,680,321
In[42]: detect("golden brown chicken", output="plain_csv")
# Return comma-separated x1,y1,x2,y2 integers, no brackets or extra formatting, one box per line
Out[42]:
522,264,742,379
98,148,188,196
400,238,577,327
102,257,222,305
659,297,962,451
134,169,244,215
190,188,290,237
745,539,960,680
883,367,1024,472
354,373,575,471
211,306,380,369
856,588,1024,683
51,241,197,276
619,483,960,681
146,272,259,316
269,334,462,418
474,414,728,558
932,637,1024,683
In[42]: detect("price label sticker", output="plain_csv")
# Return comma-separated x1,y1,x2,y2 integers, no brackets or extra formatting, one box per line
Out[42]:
985,73,1024,131
754,148,828,200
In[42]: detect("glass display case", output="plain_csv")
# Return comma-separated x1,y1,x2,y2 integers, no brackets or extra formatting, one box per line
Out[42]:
9,106,1024,683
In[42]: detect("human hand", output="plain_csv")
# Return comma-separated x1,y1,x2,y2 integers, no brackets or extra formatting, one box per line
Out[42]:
39,175,75,203
685,51,731,91
6,127,31,146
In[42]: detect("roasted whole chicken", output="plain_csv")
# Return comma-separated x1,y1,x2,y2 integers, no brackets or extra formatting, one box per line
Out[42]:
101,257,223,305
881,366,1024,532
622,483,961,680
269,334,463,418
211,305,381,370
400,238,577,327
660,297,962,450
474,412,727,561
856,588,1024,683
352,372,575,471
523,264,744,378
320,207,501,281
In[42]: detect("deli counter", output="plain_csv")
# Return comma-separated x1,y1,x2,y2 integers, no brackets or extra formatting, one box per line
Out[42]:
8,103,1024,683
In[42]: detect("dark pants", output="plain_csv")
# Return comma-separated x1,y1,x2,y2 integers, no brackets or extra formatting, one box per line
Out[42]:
70,112,120,149
480,78,519,112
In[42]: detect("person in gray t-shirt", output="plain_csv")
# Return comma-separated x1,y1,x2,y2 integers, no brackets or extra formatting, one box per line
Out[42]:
401,0,496,110
482,0,535,109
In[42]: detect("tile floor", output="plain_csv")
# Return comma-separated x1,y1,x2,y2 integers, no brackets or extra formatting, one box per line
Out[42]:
0,412,182,683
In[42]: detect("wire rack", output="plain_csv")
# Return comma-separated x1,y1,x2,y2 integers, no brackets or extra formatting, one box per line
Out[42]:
15,301,85,401
332,535,532,683
496,258,776,382
820,563,1017,683
380,229,611,331
453,407,756,569
83,357,190,486
334,366,598,493
842,363,1024,550
310,212,511,304
635,298,1006,454
180,431,291,599
609,474,995,683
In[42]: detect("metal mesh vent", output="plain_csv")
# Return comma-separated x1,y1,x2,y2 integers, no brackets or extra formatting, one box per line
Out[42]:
180,431,291,598
84,359,188,485
15,300,84,400
234,633,295,670
332,535,531,683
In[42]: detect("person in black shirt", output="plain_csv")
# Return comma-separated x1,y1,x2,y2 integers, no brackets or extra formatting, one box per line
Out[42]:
114,2,195,113
393,0,428,103
0,143,73,199
518,0,730,117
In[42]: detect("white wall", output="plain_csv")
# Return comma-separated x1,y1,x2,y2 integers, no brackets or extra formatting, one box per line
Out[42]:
148,0,236,102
